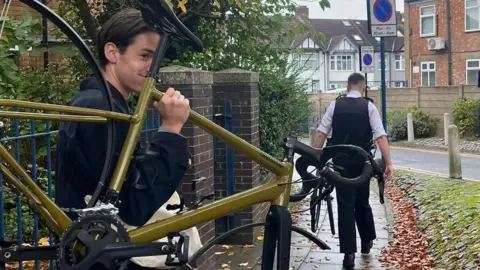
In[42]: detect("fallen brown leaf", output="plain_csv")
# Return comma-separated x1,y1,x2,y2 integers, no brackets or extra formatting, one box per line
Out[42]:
378,182,435,270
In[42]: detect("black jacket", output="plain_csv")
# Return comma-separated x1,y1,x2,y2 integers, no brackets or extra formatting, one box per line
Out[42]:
55,77,191,226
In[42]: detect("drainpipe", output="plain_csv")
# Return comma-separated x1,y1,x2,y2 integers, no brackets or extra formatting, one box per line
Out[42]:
446,0,452,85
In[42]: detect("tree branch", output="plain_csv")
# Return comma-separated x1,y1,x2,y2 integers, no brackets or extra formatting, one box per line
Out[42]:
73,0,99,44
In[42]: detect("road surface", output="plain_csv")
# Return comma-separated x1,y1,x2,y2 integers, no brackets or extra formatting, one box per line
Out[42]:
378,147,480,181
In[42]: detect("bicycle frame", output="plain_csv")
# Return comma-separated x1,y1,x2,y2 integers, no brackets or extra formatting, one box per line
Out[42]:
0,0,297,250
0,89,294,244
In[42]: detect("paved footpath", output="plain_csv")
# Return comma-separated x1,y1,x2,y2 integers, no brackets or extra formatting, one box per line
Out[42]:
215,138,394,269
268,182,392,270
215,176,394,270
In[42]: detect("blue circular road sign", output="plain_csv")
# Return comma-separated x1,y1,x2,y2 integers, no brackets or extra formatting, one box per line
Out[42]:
363,54,373,65
373,0,393,23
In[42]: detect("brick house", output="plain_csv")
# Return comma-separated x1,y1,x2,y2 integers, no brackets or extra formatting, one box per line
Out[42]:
404,0,480,87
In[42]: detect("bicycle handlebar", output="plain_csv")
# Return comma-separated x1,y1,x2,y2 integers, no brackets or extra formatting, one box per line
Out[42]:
284,137,386,203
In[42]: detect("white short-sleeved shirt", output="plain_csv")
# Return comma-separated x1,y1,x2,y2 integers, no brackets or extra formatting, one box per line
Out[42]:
317,91,387,141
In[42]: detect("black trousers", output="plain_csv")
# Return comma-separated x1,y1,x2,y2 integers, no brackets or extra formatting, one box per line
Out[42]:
334,158,376,254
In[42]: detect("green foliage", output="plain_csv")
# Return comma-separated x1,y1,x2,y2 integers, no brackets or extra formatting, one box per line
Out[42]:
387,107,438,141
0,12,44,94
392,170,480,269
0,12,79,242
259,64,312,159
452,98,480,138
3,167,54,243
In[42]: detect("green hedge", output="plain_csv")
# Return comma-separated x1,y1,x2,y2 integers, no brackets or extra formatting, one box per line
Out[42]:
387,107,438,141
452,98,480,138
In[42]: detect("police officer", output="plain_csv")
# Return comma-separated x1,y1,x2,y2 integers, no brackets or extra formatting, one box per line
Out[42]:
313,73,393,269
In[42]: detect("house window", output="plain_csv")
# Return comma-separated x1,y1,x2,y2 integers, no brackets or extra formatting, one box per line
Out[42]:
465,0,480,31
395,54,405,70
330,55,353,71
378,54,389,70
312,80,320,93
466,59,480,84
420,5,436,36
342,21,351,26
421,61,436,86
329,83,347,90
393,81,403,88
299,53,317,69
353,35,362,41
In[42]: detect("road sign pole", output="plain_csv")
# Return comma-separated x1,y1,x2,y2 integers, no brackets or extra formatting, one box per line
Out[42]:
365,73,368,97
380,37,387,132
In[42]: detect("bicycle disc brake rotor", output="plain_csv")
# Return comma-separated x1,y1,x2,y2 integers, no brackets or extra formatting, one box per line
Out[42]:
57,214,129,270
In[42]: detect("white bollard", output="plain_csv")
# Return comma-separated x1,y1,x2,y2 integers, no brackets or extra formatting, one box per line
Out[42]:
407,113,414,142
448,125,462,179
444,113,451,146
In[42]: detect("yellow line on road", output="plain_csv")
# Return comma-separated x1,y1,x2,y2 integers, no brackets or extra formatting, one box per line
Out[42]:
390,145,480,159
394,165,479,181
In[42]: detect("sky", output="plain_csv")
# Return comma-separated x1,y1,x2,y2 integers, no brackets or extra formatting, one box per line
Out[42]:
295,0,404,20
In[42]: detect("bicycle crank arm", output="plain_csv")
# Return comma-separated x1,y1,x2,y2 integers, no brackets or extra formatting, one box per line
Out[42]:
65,242,185,270
0,245,58,262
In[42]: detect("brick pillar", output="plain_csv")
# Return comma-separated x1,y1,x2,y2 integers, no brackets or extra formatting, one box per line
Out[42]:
212,68,268,245
157,65,215,270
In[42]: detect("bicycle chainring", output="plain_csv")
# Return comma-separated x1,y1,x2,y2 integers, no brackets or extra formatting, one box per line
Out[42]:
57,214,130,270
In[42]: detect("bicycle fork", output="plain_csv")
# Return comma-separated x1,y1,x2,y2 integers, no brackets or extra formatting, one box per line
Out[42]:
261,205,292,270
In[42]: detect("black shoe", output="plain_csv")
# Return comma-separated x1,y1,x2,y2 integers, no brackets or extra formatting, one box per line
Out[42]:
343,253,355,269
361,240,373,254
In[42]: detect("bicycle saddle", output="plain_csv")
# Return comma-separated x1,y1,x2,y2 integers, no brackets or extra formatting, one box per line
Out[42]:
137,0,204,52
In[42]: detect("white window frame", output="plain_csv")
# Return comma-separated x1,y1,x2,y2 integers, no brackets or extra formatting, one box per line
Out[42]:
300,53,318,70
330,55,354,71
466,59,480,84
395,54,405,70
421,61,436,86
293,53,318,70
312,80,320,93
420,5,436,37
378,53,389,71
465,0,480,32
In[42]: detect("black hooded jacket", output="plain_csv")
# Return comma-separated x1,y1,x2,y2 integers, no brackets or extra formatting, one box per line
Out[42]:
54,77,191,226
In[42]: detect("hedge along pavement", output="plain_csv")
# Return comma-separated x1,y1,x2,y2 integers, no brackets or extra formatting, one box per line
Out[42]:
379,169,480,270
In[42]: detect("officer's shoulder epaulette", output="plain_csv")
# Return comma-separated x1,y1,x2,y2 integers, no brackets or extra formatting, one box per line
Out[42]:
363,96,374,103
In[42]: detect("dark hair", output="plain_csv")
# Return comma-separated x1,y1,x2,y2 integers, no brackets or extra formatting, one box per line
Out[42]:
347,72,366,86
97,8,154,67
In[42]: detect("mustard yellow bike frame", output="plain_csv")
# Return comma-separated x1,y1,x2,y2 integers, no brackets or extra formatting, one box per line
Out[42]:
0,78,295,243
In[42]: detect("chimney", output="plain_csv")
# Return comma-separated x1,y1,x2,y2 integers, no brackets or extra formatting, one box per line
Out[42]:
296,6,309,19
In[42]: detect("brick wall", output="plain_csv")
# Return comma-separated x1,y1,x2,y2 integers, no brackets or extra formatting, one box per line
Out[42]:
212,69,268,245
315,85,479,136
405,0,480,86
157,66,216,270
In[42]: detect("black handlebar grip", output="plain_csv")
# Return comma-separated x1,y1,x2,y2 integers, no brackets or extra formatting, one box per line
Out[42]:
320,161,374,187
373,158,386,204
289,156,319,202
284,137,322,165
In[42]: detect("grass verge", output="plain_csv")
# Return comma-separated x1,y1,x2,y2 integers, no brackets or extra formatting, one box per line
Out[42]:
385,169,480,269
